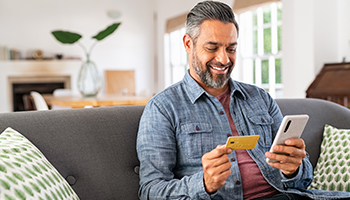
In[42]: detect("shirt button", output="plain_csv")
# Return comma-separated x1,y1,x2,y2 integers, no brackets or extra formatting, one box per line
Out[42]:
227,133,232,137
236,180,241,185
231,158,236,162
196,126,200,131
261,118,265,123
219,111,225,115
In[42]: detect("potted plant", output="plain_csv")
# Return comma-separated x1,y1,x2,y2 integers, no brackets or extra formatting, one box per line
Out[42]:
51,23,121,97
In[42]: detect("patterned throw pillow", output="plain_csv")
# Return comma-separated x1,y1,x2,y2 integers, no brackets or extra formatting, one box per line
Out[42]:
0,127,80,200
308,124,350,192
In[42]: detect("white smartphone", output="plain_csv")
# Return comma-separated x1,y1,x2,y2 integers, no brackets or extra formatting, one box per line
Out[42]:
266,114,309,163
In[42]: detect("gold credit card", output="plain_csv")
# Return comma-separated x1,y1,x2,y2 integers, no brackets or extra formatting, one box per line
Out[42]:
225,135,260,150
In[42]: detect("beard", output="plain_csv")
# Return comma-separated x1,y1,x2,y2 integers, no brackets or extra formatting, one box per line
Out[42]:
192,49,233,89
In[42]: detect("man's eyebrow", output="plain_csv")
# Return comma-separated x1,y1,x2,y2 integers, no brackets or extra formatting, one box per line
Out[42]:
205,41,238,46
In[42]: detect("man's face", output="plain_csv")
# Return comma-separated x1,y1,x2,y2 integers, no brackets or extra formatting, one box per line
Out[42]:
184,20,238,89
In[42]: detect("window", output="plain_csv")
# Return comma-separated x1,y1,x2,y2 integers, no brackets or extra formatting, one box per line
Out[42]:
238,2,283,98
164,27,188,87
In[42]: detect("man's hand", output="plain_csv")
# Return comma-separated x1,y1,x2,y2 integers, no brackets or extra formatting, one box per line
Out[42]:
202,145,232,194
265,138,307,177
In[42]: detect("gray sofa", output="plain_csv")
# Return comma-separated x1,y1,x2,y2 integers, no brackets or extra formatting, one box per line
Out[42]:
0,98,350,199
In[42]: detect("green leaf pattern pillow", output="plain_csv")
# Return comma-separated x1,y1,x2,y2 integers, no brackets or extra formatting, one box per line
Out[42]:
309,124,350,192
0,127,79,200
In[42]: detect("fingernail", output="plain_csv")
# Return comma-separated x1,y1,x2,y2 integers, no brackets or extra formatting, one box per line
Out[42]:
273,145,279,151
227,149,232,154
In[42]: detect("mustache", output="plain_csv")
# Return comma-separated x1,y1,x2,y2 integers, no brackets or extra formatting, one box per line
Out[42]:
206,61,233,68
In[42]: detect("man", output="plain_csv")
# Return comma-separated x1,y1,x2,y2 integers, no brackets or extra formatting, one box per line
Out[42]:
137,1,350,199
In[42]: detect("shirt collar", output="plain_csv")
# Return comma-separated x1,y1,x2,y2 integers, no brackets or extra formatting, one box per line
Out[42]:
183,70,247,104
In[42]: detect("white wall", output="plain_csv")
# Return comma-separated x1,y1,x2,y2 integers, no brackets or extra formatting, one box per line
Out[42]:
282,0,350,98
338,0,350,63
0,0,155,96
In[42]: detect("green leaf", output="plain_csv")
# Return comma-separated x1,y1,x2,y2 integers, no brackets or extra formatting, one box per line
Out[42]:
0,179,11,190
337,153,343,159
56,188,63,199
344,148,350,153
346,154,350,160
327,175,333,182
346,183,350,192
0,164,6,173
30,182,40,193
33,165,42,174
92,23,121,41
331,160,337,166
23,185,34,197
338,184,344,191
13,172,24,182
335,174,341,182
45,193,52,200
14,189,26,200
333,167,339,174
335,141,341,147
340,160,346,167
5,175,18,185
51,191,58,200
51,31,82,44
4,194,15,200
330,153,336,160
37,179,47,189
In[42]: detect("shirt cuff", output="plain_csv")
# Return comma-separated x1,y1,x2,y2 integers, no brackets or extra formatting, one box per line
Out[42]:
188,171,212,200
280,159,312,189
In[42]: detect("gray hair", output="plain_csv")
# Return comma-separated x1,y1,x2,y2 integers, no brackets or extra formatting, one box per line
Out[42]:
185,1,239,45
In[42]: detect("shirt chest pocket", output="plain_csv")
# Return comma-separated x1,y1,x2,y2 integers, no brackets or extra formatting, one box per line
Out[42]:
178,122,213,159
247,114,273,149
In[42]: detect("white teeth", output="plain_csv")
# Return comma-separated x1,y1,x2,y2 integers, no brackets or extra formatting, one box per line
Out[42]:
211,66,227,71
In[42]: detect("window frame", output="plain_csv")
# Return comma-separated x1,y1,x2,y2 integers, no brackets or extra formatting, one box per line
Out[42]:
237,2,283,98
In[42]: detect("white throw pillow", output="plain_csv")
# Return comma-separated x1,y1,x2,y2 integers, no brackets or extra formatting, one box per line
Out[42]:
308,124,350,192
0,127,80,199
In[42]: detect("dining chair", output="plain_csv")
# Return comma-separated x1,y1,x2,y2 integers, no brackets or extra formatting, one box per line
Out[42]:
30,91,49,111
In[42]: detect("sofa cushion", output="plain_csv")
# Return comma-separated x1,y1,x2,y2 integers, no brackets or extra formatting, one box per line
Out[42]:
0,127,79,200
308,124,350,192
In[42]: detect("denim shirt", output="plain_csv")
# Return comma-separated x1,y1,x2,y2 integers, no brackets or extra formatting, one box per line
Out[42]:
137,71,350,200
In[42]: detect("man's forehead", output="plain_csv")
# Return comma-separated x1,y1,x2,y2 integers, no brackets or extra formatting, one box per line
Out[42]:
198,20,238,42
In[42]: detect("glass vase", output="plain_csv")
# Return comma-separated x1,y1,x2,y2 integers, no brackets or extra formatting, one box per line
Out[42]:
77,54,102,97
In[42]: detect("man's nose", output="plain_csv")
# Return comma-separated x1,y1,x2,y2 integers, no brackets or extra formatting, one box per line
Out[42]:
216,49,230,65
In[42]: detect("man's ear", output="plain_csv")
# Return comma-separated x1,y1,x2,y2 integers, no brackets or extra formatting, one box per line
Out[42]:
183,34,193,54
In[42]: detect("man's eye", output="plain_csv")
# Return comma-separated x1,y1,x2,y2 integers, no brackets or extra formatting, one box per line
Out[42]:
206,47,217,52
227,48,236,53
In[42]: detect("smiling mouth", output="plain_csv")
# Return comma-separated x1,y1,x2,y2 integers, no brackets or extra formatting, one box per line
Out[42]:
210,65,228,71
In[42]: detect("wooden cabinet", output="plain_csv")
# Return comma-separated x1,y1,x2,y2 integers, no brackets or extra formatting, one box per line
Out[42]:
306,62,350,108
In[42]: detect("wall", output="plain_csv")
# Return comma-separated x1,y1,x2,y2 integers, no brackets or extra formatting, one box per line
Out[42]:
338,0,350,63
281,0,315,98
281,0,350,98
0,0,155,97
